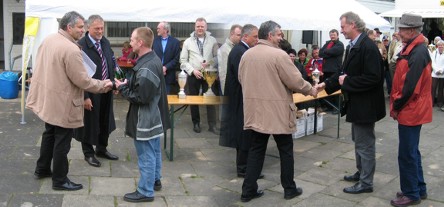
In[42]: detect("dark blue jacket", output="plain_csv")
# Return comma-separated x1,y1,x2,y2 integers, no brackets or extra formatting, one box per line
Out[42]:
152,35,180,84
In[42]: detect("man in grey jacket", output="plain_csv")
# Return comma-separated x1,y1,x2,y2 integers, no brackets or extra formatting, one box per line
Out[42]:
116,26,170,203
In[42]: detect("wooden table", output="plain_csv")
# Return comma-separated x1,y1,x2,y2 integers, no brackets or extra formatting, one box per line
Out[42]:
165,95,226,161
164,91,341,161
293,90,342,138
116,59,134,69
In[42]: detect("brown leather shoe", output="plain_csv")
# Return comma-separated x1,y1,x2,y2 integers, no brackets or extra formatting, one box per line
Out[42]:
396,191,427,200
390,195,421,207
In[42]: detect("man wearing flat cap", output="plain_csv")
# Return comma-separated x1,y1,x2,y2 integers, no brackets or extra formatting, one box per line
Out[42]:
390,13,432,207
374,28,382,40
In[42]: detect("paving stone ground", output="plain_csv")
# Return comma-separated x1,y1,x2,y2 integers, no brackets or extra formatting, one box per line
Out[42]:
1,94,443,207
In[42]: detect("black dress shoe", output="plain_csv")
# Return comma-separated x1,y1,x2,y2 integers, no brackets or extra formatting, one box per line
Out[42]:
96,151,119,160
343,182,373,194
193,123,201,133
85,156,101,167
154,180,162,191
343,171,360,182
34,171,52,179
284,187,303,200
52,180,83,191
237,172,265,179
241,190,264,202
124,190,154,203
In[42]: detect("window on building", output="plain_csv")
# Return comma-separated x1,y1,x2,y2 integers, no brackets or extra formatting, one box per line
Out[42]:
107,22,146,38
12,12,25,45
106,21,222,39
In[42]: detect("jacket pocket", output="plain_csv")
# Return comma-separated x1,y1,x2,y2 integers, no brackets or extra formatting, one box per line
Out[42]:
68,98,84,123
289,103,297,128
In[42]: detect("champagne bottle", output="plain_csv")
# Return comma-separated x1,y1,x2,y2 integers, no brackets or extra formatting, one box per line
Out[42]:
112,56,125,80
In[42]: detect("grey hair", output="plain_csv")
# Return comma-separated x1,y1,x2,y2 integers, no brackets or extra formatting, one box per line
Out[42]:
86,14,104,27
436,40,444,46
258,20,281,40
415,27,423,33
242,24,258,36
340,12,366,33
161,21,171,34
59,11,84,30
196,17,207,23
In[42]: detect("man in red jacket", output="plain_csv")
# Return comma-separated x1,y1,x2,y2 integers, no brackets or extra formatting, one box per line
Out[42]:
390,13,432,207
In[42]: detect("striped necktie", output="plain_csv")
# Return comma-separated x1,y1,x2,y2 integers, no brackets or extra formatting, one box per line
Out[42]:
95,42,108,80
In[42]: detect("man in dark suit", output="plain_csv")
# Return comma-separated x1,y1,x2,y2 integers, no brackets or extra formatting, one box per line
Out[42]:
74,15,119,167
318,12,386,194
153,21,181,94
219,24,263,179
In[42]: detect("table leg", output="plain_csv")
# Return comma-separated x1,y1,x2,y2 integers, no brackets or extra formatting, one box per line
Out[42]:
165,105,175,161
337,95,341,139
314,100,318,134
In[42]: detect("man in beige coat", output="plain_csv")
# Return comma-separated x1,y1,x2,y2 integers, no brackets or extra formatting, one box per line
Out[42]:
26,11,112,191
239,20,318,202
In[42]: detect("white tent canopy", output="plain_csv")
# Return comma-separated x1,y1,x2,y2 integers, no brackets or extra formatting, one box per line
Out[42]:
20,0,390,123
380,0,444,18
26,0,391,31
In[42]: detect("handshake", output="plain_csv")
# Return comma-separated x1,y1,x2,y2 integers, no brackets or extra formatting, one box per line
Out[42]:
309,82,327,98
102,79,128,92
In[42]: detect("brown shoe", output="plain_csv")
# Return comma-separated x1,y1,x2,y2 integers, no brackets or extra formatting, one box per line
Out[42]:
396,191,427,200
390,195,421,207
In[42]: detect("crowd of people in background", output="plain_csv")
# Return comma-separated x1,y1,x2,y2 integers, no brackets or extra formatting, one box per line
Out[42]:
27,9,440,207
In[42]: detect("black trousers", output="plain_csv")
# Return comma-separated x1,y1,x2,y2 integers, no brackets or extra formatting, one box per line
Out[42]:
82,93,110,157
35,123,73,185
236,129,253,173
186,74,217,127
242,131,297,196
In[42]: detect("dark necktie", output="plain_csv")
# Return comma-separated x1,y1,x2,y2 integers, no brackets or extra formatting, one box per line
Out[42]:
95,42,108,80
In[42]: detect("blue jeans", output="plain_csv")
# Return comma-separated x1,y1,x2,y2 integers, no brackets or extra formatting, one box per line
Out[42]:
398,124,426,201
134,137,162,197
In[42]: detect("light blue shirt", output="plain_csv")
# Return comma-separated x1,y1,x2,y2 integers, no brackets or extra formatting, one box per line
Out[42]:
350,33,362,48
88,34,101,49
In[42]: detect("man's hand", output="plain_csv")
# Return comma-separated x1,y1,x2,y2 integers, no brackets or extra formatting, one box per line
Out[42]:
201,61,209,69
163,66,167,76
390,110,399,120
84,98,93,111
317,82,326,91
115,79,128,88
193,69,203,79
310,86,318,98
103,79,113,92
339,74,347,85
